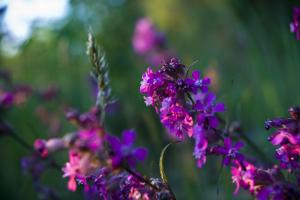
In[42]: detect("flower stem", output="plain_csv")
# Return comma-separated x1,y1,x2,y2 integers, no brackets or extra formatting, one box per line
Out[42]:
125,167,160,191
9,130,34,152
238,131,271,165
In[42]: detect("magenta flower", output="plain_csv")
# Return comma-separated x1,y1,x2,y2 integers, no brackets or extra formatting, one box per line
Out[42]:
132,18,165,55
34,139,48,158
62,151,82,191
140,68,164,103
160,98,193,138
77,128,103,152
290,7,300,40
106,130,148,168
231,160,256,194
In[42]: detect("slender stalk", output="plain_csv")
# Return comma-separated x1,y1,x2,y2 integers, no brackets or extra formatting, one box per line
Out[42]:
238,131,271,164
10,130,34,152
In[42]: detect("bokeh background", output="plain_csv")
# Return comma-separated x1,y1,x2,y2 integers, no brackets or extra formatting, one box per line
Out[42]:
0,0,300,199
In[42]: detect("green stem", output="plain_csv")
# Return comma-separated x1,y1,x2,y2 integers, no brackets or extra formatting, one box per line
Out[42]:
10,130,34,152
238,131,271,164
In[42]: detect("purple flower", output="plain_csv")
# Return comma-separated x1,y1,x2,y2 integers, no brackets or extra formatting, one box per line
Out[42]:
264,118,293,130
140,68,164,98
275,144,300,170
0,91,14,108
185,70,211,94
132,18,165,55
194,92,225,128
211,138,244,166
266,107,300,171
290,7,300,40
257,183,300,200
192,125,208,168
106,130,148,168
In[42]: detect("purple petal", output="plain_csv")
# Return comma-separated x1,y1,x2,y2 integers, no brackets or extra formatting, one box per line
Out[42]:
224,138,231,148
234,141,244,150
209,117,219,128
212,146,227,155
122,130,136,146
205,92,216,104
236,154,244,162
202,77,211,85
107,135,121,152
223,156,231,165
214,103,225,113
192,70,200,79
134,147,148,161
111,155,122,168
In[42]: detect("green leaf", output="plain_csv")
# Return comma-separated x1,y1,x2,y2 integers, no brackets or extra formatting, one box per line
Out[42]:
159,142,174,184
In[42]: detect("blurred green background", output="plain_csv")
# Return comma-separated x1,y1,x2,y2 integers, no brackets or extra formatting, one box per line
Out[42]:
0,0,300,199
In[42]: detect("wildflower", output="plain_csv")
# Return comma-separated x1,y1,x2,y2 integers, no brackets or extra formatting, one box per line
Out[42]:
106,130,148,168
141,58,225,170
62,151,81,191
194,92,225,129
275,144,300,170
132,18,165,55
266,106,300,171
211,138,244,166
140,68,164,99
290,7,300,40
160,98,193,138
185,70,211,94
231,160,256,194
257,183,300,200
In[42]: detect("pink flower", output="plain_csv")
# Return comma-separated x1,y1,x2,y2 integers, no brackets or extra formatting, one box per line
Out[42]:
132,18,165,54
63,151,81,191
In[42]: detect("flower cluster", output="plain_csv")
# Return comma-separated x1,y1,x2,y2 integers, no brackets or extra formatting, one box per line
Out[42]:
132,18,174,65
265,106,300,171
140,58,225,167
84,168,174,200
230,160,300,200
28,101,177,199
209,133,300,199
32,107,148,193
290,7,300,40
